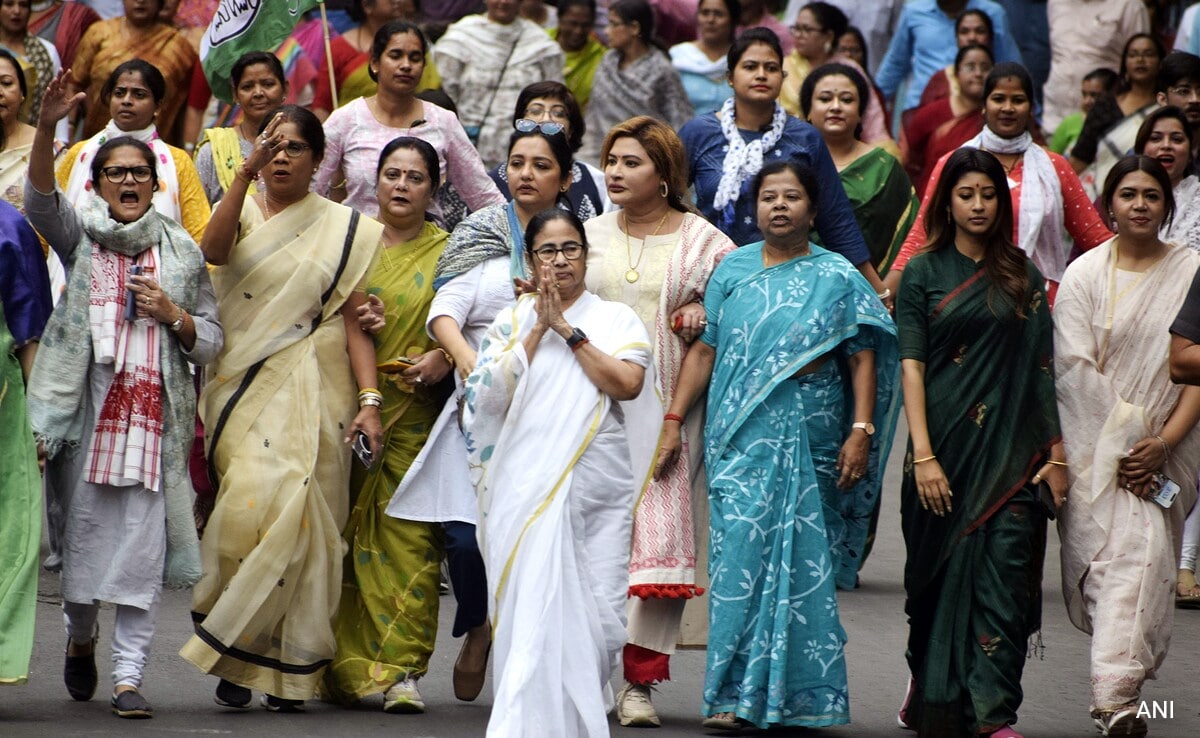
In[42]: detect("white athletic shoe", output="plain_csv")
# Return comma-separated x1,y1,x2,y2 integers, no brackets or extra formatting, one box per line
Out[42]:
383,677,425,714
616,683,661,728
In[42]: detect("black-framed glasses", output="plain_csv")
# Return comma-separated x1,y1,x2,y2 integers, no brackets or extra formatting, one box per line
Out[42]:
531,242,585,262
277,140,312,158
100,165,153,184
515,118,565,136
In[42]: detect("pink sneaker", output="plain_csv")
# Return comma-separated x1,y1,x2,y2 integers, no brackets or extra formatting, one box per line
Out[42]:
989,726,1024,738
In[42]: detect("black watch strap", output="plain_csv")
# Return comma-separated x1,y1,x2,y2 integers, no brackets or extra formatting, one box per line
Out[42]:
566,327,588,348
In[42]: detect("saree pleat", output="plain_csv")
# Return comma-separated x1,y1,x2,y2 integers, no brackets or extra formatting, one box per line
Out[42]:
325,223,449,701
181,195,382,700
896,249,1060,736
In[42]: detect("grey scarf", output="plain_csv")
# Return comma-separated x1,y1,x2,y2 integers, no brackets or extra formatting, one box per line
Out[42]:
28,196,207,587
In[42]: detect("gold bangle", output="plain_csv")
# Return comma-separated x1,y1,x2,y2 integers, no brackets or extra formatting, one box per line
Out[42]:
435,347,455,367
235,167,253,185
913,454,937,464
1046,460,1069,467
358,387,381,397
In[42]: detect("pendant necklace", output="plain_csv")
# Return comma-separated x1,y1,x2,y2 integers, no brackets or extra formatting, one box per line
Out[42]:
624,209,671,283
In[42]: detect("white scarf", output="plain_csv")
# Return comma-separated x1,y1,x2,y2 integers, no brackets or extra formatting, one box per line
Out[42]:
64,121,181,224
86,243,164,491
966,127,1067,281
713,98,787,220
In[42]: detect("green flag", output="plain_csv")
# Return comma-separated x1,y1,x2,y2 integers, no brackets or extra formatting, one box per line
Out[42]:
200,0,320,104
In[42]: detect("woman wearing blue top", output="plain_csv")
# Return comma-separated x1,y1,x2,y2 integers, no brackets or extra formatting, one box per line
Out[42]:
679,27,892,307
670,0,739,115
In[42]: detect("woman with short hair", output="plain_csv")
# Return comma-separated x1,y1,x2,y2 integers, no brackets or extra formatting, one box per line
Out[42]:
27,69,222,720
464,207,651,736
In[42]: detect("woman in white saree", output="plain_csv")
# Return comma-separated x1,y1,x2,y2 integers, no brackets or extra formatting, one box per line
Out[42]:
1054,155,1200,738
462,208,652,737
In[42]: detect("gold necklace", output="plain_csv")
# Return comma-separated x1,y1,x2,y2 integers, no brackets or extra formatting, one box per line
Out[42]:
623,209,670,283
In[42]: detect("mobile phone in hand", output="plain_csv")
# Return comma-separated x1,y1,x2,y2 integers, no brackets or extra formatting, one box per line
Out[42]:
352,431,374,468
1151,474,1180,509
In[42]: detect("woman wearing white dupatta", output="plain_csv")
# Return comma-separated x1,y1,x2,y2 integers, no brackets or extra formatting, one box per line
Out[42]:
886,63,1113,302
1053,155,1200,737
463,209,651,737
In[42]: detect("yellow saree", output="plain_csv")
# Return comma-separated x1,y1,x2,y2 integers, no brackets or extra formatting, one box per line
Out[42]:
325,221,450,701
180,194,382,700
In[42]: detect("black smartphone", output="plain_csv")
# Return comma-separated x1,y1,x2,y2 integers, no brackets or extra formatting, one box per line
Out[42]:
352,431,373,468
124,265,143,321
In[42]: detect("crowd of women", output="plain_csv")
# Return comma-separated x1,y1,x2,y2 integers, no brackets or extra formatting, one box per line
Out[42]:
1,2,1200,738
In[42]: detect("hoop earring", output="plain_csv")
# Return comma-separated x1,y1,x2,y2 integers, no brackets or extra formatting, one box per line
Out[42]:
659,181,669,198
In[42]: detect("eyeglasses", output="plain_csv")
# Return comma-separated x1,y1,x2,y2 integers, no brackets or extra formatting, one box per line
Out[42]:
524,104,569,121
960,63,992,74
100,165,153,184
1169,85,1200,99
276,140,312,158
791,25,824,35
515,118,565,136
531,242,585,262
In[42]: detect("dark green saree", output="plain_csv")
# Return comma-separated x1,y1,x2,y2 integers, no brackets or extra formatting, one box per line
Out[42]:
895,248,1060,736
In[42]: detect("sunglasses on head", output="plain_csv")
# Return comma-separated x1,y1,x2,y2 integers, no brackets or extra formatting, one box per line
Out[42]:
514,118,565,136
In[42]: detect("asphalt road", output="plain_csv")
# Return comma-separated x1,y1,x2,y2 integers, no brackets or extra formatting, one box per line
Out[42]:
3,420,1198,737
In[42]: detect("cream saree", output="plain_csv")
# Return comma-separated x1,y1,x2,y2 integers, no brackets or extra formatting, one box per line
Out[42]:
180,194,382,700
463,291,652,737
1054,238,1200,711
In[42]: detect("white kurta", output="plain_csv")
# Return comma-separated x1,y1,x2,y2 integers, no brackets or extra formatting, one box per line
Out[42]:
386,256,515,523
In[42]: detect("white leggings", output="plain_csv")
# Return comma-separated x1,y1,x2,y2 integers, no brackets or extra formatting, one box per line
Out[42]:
63,593,160,689
1182,501,1199,573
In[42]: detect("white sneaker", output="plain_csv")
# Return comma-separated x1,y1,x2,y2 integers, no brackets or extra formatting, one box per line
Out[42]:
383,677,424,714
616,683,661,728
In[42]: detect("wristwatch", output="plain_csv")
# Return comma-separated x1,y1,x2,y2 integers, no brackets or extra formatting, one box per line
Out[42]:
566,327,588,350
852,421,875,436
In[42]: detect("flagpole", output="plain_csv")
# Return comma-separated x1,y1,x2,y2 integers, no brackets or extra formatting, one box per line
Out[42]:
318,0,338,110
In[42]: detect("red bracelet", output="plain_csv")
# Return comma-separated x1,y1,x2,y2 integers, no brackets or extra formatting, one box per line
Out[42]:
663,413,684,424
570,337,589,352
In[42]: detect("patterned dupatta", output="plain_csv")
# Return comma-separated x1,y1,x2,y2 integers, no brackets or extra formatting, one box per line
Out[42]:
705,245,898,470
